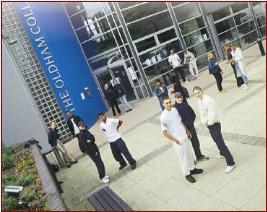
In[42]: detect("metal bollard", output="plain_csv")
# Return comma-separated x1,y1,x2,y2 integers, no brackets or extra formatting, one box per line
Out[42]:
257,38,265,56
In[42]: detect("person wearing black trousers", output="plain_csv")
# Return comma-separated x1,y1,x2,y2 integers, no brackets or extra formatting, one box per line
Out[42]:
193,86,235,174
207,52,226,93
103,83,121,116
78,121,110,184
173,92,209,162
171,77,189,103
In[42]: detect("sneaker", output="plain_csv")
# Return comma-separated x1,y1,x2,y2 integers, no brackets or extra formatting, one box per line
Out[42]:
190,168,204,175
196,155,209,161
119,164,127,170
243,84,248,90
185,80,190,84
185,175,196,183
101,177,110,184
103,176,110,180
71,160,78,164
225,165,236,174
66,164,71,168
130,163,136,170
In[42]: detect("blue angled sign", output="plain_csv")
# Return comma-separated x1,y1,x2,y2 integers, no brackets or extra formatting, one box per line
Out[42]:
15,2,107,127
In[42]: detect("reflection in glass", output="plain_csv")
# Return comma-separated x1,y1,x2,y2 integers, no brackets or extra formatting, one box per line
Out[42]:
118,2,143,10
257,16,266,28
173,3,200,23
184,28,209,47
215,17,235,34
231,2,249,13
65,2,84,16
128,12,173,40
260,26,266,37
122,3,167,23
218,29,239,46
136,37,157,53
240,31,258,47
237,21,256,36
171,2,186,7
188,40,213,58
179,17,205,35
83,2,106,20
253,3,266,17
158,28,177,43
212,7,231,21
234,9,253,25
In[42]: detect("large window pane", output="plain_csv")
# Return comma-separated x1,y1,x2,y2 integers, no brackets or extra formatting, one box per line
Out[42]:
234,9,253,25
257,16,266,28
171,2,185,7
184,28,209,47
188,40,213,58
157,28,177,43
218,29,239,46
118,2,142,9
173,3,200,23
122,3,167,23
231,3,249,13
260,26,266,37
237,21,256,36
82,32,117,58
83,2,106,20
253,3,266,17
135,37,157,53
128,12,173,40
107,14,121,28
212,7,231,21
113,28,127,46
215,17,235,34
65,2,84,16
179,17,205,35
241,31,258,48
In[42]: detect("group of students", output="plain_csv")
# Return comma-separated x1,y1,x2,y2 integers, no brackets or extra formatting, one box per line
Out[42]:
103,79,132,117
48,111,136,184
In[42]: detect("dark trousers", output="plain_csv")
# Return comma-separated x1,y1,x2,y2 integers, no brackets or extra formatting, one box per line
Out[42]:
110,99,121,116
187,125,202,159
88,149,105,180
110,138,136,166
212,72,223,91
174,66,186,82
208,123,235,166
231,63,244,87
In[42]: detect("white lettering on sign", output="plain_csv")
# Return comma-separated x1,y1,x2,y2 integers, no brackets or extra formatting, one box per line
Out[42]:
20,3,75,112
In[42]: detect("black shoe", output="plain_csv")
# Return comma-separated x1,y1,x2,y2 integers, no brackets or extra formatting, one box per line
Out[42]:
185,175,196,183
196,155,209,161
71,160,78,164
190,168,203,175
119,164,127,170
130,163,136,170
66,164,71,168
58,181,64,184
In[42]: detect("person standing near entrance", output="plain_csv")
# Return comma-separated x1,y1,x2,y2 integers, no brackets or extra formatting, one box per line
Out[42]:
168,49,188,83
183,49,199,79
98,112,136,170
173,92,209,162
66,111,83,139
170,77,189,104
78,121,110,184
207,52,226,93
48,122,77,168
160,97,203,183
230,44,249,90
193,86,235,173
103,83,121,116
154,79,169,111
113,79,132,113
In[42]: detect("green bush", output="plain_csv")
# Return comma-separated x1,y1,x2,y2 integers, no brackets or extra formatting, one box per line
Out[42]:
2,194,19,210
2,172,17,185
17,171,36,187
20,188,37,202
2,152,13,170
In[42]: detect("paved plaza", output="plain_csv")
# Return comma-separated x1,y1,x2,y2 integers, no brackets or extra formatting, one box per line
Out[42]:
52,42,266,211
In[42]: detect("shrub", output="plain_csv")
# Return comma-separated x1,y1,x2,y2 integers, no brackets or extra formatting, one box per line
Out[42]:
2,172,17,185
2,152,13,170
20,188,37,202
17,171,36,187
2,194,19,210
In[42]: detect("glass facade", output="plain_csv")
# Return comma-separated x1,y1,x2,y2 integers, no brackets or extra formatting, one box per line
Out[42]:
63,2,265,100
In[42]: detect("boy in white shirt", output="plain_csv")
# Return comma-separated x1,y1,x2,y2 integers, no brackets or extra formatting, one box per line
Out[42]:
183,49,199,79
160,97,203,183
98,112,136,170
193,86,235,173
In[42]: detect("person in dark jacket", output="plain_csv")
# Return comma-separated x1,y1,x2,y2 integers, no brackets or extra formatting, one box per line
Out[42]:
154,79,169,111
78,121,110,184
113,79,132,112
66,111,83,138
173,92,209,162
103,83,121,116
207,52,226,93
48,122,77,167
171,77,189,103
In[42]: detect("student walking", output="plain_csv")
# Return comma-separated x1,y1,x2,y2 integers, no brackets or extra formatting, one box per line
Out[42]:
103,83,121,116
98,112,136,170
48,122,77,167
207,52,226,93
154,79,169,110
173,92,209,162
231,44,249,89
113,79,132,112
183,49,199,79
160,97,203,183
78,121,110,184
193,86,235,173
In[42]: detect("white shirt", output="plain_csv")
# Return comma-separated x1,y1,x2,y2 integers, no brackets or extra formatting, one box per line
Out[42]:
231,48,243,62
197,94,220,127
160,107,188,142
100,118,121,142
168,54,181,67
184,51,196,63
71,118,80,135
